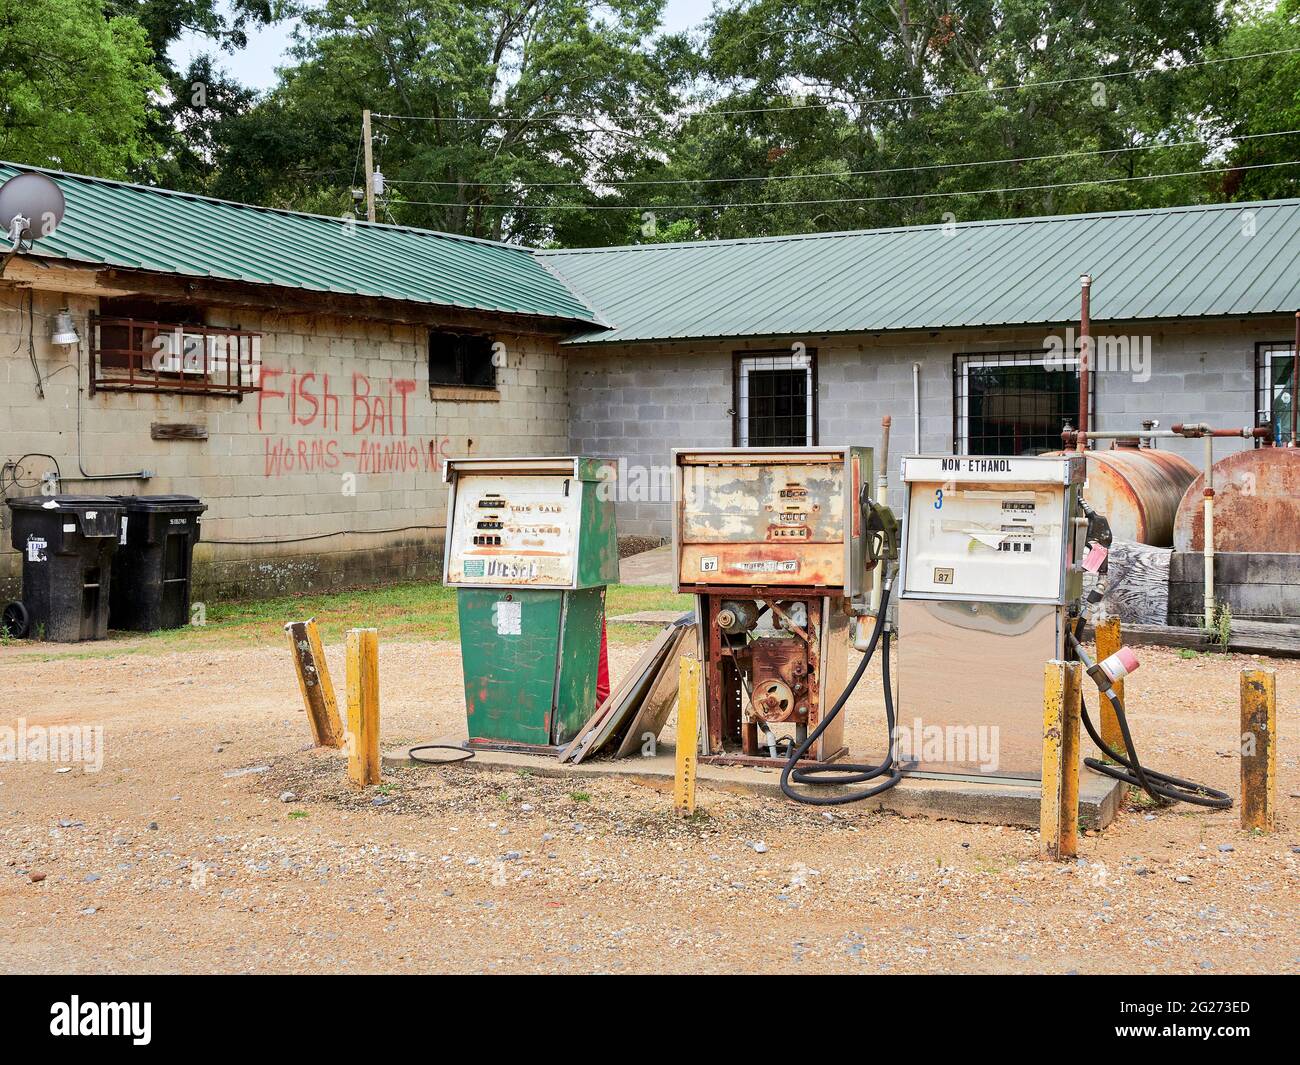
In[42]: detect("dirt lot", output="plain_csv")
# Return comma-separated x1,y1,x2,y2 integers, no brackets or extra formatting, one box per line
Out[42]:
0,626,1296,974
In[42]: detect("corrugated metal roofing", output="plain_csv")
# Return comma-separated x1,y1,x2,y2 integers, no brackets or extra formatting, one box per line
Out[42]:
539,199,1300,344
0,162,599,325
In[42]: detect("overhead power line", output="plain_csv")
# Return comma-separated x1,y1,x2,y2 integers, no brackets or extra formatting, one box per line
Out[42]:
389,158,1300,212
383,127,1300,190
371,46,1300,126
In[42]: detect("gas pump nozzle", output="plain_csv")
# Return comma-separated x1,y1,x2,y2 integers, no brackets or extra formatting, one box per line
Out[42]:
852,486,900,648
861,483,900,568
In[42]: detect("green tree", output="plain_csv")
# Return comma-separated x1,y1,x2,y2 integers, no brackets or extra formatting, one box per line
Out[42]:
1203,0,1300,201
0,0,161,176
105,0,280,73
223,0,678,241
621,0,1227,239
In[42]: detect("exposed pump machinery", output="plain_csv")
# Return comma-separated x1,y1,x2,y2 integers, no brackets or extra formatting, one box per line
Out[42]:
672,446,894,766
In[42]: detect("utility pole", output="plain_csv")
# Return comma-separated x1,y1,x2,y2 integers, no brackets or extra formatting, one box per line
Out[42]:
362,109,376,224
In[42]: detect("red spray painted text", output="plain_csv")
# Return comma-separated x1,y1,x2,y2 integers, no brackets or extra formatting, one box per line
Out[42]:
258,370,452,476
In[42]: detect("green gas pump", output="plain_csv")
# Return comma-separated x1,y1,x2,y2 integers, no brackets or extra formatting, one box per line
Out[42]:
442,456,619,752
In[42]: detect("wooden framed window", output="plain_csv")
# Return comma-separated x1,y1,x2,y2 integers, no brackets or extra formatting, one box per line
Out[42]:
90,301,260,398
430,331,497,389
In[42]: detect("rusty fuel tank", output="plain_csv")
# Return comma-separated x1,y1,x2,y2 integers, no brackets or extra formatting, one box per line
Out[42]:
1173,447,1300,552
1047,444,1197,546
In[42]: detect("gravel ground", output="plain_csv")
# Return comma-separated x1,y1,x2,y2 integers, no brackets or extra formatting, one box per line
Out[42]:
0,634,1296,974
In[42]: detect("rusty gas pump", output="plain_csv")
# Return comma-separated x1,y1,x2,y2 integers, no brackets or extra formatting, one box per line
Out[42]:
672,446,887,767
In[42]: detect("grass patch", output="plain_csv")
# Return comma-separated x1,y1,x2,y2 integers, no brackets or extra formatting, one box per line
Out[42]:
1,580,692,662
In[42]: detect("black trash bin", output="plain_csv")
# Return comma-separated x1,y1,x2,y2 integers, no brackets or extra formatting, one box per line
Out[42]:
5,495,125,642
109,496,207,632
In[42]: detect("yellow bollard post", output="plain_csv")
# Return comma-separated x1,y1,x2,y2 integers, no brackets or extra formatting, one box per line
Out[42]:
1060,660,1082,858
1095,617,1126,758
1240,667,1276,832
285,619,345,749
346,628,381,788
1041,660,1082,860
674,656,700,816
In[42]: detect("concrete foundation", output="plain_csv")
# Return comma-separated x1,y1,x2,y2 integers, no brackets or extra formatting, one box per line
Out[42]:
385,733,1126,830
1168,551,1300,626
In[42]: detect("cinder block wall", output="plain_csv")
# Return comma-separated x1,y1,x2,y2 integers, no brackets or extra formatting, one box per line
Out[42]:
0,288,569,602
1169,552,1300,625
567,319,1279,537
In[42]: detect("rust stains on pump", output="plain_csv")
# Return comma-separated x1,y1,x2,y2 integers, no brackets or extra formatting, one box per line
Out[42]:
1173,447,1300,552
679,459,847,588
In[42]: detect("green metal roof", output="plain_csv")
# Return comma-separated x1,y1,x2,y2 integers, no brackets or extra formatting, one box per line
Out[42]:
539,199,1300,344
9,161,1300,345
0,162,600,326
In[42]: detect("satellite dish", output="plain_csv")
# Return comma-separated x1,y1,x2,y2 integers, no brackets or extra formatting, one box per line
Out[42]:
0,172,66,248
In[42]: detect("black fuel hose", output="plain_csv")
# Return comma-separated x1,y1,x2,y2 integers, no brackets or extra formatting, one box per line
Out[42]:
408,743,475,765
1067,621,1231,809
780,578,902,805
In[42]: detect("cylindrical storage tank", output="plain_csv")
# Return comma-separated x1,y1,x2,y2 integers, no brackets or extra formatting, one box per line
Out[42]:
1048,445,1197,546
1173,448,1300,552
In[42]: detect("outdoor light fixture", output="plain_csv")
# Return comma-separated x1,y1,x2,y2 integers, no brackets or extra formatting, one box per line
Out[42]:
51,309,79,347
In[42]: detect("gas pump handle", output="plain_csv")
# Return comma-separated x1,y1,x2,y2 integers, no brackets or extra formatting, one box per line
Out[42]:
858,484,900,568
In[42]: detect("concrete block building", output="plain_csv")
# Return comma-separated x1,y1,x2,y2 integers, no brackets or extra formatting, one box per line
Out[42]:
2,161,1297,604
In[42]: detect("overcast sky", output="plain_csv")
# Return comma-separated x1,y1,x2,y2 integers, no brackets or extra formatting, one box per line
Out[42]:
171,0,716,93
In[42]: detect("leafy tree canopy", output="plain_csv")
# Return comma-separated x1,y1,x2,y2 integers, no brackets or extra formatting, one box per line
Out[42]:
12,0,1300,245
0,0,162,176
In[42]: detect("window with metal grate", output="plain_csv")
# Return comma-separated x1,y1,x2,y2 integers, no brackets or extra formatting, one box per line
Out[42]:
733,349,817,447
953,350,1084,456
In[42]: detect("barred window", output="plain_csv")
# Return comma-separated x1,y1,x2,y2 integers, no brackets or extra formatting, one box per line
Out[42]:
733,350,817,447
91,313,261,398
954,350,1085,456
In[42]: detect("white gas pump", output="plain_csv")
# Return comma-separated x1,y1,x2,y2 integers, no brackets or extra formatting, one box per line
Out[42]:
897,455,1086,781
772,448,1230,809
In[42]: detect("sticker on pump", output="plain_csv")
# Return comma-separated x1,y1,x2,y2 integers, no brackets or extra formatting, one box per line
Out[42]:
495,600,522,636
733,559,798,573
26,536,47,563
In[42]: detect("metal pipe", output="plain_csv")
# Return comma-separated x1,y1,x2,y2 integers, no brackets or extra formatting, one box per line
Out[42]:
1076,275,1091,451
911,362,921,453
878,414,891,492
1063,425,1269,446
1171,423,1271,440
71,326,151,483
1203,434,1215,629
1292,311,1299,447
